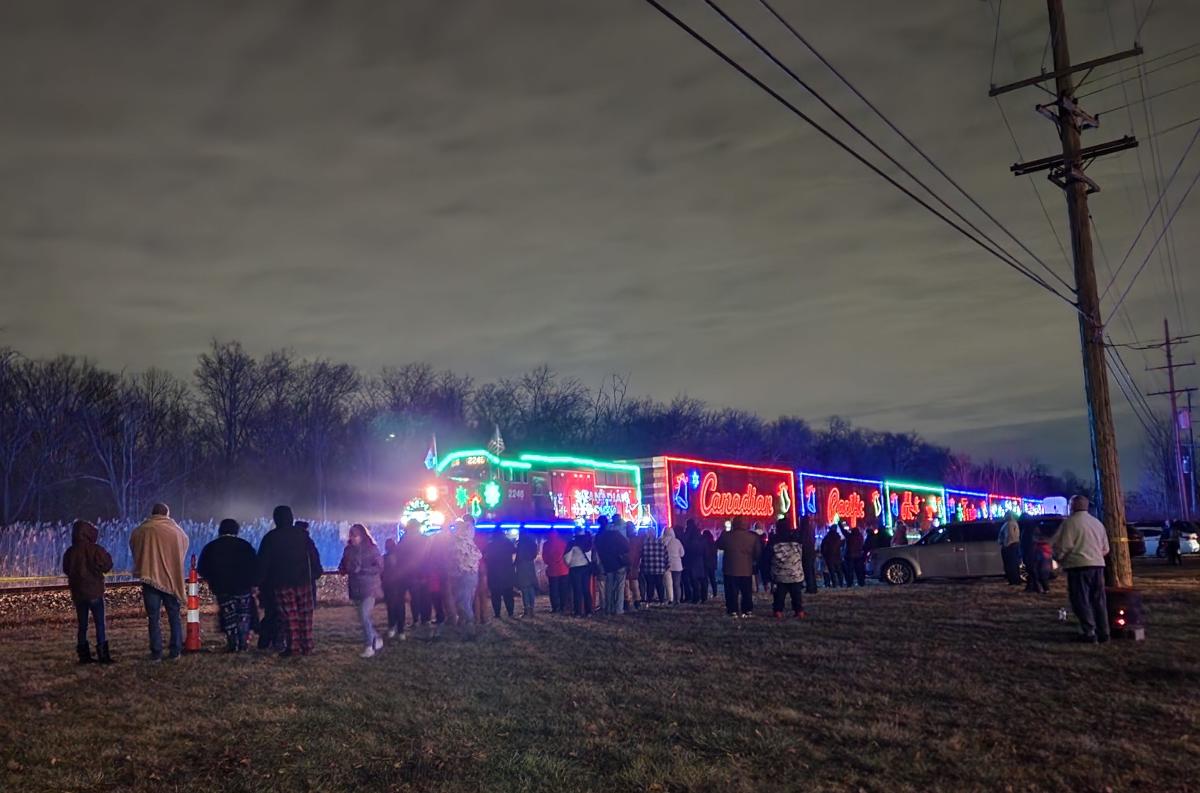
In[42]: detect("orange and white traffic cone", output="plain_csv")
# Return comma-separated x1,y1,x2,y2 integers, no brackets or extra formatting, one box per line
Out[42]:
185,554,202,652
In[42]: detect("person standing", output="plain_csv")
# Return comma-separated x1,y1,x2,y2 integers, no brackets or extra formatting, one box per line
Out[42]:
515,528,539,618
381,536,405,637
768,518,806,619
130,503,189,661
843,523,866,587
1051,496,1111,643
640,528,668,606
799,517,818,595
820,525,844,588
703,528,719,597
663,527,685,605
999,511,1023,586
564,529,595,617
542,529,570,614
258,505,323,657
197,518,258,653
594,517,631,615
451,518,484,634
63,519,114,664
1029,527,1054,594
338,524,385,658
625,522,645,609
484,531,517,619
393,519,429,639
683,521,708,603
422,526,452,636
718,518,761,617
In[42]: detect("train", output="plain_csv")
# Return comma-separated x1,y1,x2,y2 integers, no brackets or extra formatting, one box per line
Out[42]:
401,445,1065,540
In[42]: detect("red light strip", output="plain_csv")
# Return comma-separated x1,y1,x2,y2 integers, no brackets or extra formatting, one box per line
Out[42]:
662,456,795,476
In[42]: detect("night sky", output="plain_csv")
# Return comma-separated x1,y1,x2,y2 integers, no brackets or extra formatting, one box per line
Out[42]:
2,1,1197,484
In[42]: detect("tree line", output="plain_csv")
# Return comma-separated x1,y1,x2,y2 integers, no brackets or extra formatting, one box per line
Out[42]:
0,341,1089,525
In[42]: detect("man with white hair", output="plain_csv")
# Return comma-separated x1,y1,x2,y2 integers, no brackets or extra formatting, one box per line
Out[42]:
1051,495,1111,643
130,502,189,661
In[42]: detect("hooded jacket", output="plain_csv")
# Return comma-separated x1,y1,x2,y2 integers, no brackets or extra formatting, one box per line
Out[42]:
130,514,189,602
594,525,631,573
844,527,865,560
197,533,258,597
62,521,113,603
820,528,844,564
768,530,805,584
662,529,685,573
339,540,384,601
258,524,323,591
682,529,707,575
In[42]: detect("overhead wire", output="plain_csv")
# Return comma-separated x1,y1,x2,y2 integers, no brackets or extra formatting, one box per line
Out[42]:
1076,49,1200,99
636,0,1081,310
1095,76,1200,116
745,0,1075,293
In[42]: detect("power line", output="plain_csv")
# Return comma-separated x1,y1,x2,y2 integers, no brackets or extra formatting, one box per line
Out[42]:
1149,115,1200,140
743,0,1075,293
1135,0,1157,40
1108,163,1200,319
1076,50,1200,99
1096,76,1200,116
636,0,1080,310
995,97,1071,269
1077,40,1200,90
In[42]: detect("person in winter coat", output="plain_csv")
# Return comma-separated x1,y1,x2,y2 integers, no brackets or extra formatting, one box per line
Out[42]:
515,529,539,618
338,524,385,658
820,525,845,588
999,511,1022,586
258,505,324,657
63,520,114,664
564,529,595,617
663,527,685,605
485,532,517,619
768,518,806,618
718,518,761,616
451,518,484,631
390,519,429,639
1051,496,1110,643
382,536,404,637
799,517,818,594
703,529,719,596
197,518,258,652
640,529,668,605
683,521,709,603
625,523,645,609
843,523,866,587
542,530,570,613
130,503,189,661
594,517,631,615
1030,527,1054,594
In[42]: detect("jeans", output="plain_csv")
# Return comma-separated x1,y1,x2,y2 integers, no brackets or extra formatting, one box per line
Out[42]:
75,597,106,646
724,575,754,615
1067,566,1109,639
568,566,593,616
669,571,683,604
822,559,844,588
772,582,804,614
357,597,380,647
520,585,536,615
604,569,626,614
548,575,569,612
491,588,515,618
643,573,665,603
142,583,182,659
454,572,479,624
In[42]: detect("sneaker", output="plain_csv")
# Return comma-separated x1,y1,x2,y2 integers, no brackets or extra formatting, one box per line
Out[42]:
729,612,739,618
387,628,397,639
795,611,808,620
397,632,408,641
167,652,181,661
741,613,754,619
373,637,384,652
360,646,376,658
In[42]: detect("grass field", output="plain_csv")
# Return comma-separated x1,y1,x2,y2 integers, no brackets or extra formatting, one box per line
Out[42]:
2,561,1198,793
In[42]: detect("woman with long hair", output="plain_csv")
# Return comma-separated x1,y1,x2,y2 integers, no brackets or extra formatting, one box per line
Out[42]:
338,523,385,658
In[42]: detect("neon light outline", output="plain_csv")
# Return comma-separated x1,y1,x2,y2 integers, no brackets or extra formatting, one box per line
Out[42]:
661,456,797,530
882,480,947,528
435,449,532,474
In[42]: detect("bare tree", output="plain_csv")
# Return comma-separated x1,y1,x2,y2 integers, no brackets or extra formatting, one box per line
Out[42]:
294,360,360,520
194,340,270,490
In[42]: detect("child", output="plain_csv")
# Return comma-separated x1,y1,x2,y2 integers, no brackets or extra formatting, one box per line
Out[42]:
1031,529,1054,594
62,520,114,664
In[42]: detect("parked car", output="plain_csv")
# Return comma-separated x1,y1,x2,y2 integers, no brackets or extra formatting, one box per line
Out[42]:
1125,525,1147,558
874,518,1062,585
1133,522,1165,557
1163,521,1200,556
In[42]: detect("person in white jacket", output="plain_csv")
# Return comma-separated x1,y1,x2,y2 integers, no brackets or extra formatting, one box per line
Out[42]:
663,528,685,605
1051,495,1111,643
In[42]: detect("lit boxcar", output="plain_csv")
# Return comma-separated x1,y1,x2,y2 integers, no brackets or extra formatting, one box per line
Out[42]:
639,456,797,533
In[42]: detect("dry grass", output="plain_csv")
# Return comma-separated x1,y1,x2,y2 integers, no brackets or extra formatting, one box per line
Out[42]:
2,560,1198,793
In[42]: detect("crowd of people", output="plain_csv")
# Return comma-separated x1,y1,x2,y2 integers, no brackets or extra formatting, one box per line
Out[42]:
60,494,1119,661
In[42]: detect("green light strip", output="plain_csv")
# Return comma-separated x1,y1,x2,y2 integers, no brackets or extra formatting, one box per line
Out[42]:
884,480,945,493
516,453,643,503
435,449,532,474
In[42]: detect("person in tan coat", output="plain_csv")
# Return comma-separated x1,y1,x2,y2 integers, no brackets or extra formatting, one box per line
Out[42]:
718,517,761,617
130,503,189,661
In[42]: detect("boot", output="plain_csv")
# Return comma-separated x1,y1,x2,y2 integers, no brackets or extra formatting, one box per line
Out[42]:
76,642,94,664
97,642,114,664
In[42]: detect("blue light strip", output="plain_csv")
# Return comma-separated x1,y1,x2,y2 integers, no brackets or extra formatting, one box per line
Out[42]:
798,471,883,487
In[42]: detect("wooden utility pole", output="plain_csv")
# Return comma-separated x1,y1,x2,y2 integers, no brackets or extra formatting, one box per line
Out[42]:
1145,318,1197,520
990,0,1142,587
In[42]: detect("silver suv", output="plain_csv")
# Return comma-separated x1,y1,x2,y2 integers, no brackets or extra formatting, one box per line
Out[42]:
873,518,1062,585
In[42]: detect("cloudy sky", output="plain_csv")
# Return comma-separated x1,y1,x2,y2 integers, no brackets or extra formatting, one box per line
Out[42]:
1,0,1197,484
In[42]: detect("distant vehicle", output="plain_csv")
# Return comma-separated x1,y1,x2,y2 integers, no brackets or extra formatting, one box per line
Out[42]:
874,518,1062,585
1163,521,1200,556
1130,521,1166,557
1125,525,1147,558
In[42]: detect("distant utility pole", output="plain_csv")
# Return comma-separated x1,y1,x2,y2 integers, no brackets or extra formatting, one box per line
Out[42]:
1141,318,1197,520
1187,391,1197,517
989,0,1142,587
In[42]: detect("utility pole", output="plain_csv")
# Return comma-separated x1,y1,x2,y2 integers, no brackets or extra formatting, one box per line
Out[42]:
1144,318,1196,519
1187,390,1197,517
990,0,1142,587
